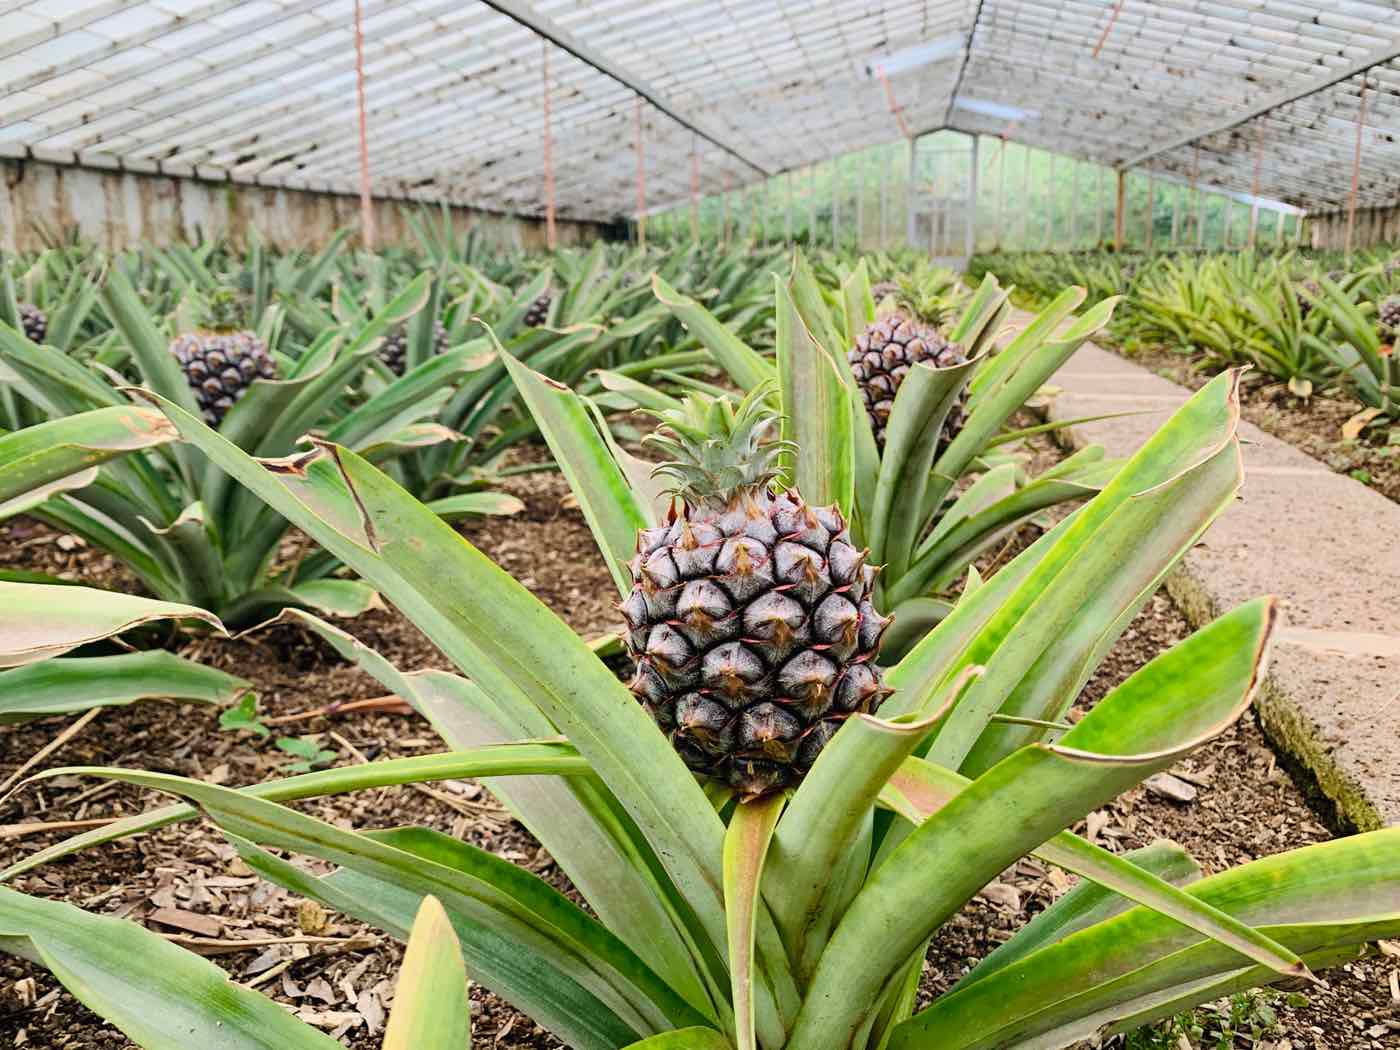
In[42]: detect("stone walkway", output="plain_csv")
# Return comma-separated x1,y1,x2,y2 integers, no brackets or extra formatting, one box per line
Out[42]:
1022,316,1399,830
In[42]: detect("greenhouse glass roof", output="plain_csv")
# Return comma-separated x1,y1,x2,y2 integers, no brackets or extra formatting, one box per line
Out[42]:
1,0,1397,220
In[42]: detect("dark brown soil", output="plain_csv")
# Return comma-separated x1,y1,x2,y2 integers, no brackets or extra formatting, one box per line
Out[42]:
1118,345,1400,504
2,449,1395,1049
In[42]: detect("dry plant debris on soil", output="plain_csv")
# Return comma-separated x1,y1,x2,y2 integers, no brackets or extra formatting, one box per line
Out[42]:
1,447,1397,1049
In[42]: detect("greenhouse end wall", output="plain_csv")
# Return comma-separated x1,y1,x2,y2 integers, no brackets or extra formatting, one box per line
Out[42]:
1308,204,1400,252
0,160,607,253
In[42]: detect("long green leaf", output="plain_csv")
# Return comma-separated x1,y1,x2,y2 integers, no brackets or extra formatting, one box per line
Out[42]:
892,829,1400,1049
775,275,853,515
724,796,786,1050
0,886,340,1050
1,745,590,882
0,407,178,518
0,583,223,668
0,651,248,724
500,346,651,596
653,274,774,392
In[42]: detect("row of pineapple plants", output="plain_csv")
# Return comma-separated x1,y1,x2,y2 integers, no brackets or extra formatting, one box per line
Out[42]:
970,246,1400,438
0,227,1396,1047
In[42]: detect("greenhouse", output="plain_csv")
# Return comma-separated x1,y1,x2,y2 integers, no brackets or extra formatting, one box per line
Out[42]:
0,1,1398,1048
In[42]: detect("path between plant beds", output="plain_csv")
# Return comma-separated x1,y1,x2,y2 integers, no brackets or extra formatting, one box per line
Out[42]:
1007,308,1400,832
3,441,1398,1048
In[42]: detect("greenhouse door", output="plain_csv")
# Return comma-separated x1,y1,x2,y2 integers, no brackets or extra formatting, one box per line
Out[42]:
908,131,978,267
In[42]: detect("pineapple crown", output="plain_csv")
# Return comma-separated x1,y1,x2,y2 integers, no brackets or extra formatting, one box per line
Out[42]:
644,385,792,506
888,276,952,329
200,287,249,332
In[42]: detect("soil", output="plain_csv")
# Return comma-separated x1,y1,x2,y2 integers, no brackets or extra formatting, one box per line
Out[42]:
2,449,1395,1049
1114,344,1400,505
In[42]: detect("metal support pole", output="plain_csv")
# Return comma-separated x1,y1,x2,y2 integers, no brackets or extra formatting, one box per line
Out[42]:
1114,169,1126,252
542,40,556,250
965,133,979,259
1345,79,1368,259
1144,173,1154,255
353,0,375,249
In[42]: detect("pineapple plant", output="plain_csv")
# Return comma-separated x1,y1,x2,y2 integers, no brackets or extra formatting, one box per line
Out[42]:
169,290,276,426
523,290,552,327
380,318,449,375
623,390,891,798
848,282,968,451
17,302,47,345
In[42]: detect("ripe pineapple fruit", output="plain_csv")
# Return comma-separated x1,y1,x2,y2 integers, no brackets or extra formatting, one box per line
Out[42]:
17,303,47,344
169,290,276,426
380,319,449,376
523,292,552,328
622,390,892,799
1378,296,1400,338
848,282,968,450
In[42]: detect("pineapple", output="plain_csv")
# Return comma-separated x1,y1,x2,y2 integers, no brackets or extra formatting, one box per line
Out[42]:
870,280,899,303
169,290,276,426
380,319,449,376
1294,278,1321,319
1378,296,1400,338
848,283,968,450
622,390,892,799
523,292,552,328
18,303,47,344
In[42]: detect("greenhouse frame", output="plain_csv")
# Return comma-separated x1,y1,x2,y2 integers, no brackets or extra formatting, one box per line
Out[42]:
1,3,1399,1050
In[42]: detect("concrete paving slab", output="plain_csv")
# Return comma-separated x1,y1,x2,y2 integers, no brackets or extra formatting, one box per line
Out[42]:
1033,323,1400,830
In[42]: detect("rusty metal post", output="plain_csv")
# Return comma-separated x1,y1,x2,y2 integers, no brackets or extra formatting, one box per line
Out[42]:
353,0,374,250
1345,79,1368,259
542,40,557,251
